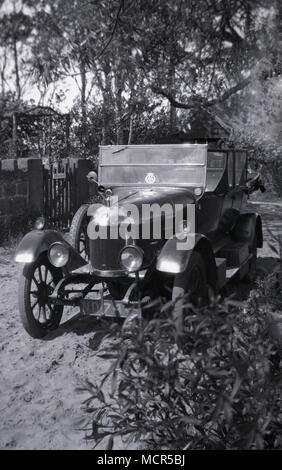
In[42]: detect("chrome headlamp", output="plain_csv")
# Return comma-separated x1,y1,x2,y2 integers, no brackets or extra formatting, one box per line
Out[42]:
119,245,143,272
48,242,70,268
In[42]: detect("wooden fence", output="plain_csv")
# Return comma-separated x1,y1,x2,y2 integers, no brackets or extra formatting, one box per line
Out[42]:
43,159,93,230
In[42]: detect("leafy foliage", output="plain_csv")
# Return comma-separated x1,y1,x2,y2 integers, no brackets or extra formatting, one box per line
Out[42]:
79,285,282,450
1,0,282,192
1,1,280,150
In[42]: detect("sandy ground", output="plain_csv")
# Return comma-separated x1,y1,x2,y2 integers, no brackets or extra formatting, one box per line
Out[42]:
0,201,281,450
0,256,109,449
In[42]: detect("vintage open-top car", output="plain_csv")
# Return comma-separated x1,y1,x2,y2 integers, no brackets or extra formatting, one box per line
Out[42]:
15,144,265,338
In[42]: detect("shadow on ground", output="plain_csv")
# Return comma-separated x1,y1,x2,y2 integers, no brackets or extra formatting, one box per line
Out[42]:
44,314,104,340
44,257,281,341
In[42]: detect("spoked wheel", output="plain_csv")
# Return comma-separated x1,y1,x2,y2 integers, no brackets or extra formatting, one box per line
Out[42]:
69,204,90,262
18,254,63,338
172,251,208,334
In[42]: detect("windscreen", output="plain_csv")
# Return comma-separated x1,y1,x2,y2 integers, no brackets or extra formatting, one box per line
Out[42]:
205,152,227,191
99,145,207,187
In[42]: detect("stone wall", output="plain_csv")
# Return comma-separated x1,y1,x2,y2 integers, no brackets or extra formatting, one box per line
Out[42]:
0,159,43,243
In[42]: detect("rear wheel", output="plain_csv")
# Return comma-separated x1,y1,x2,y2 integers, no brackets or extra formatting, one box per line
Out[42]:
18,254,63,338
69,204,90,262
244,232,257,283
172,251,208,333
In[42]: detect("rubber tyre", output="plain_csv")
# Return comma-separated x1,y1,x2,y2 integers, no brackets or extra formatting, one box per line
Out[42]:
172,251,208,333
69,204,90,262
18,253,63,338
244,233,257,283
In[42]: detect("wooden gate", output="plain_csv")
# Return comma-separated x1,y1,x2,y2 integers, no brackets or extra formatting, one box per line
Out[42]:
43,159,93,230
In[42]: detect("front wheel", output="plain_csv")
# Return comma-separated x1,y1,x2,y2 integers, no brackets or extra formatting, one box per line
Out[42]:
69,205,90,262
18,254,64,338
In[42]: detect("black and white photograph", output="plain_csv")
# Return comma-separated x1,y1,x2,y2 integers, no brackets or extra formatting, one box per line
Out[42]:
0,0,281,453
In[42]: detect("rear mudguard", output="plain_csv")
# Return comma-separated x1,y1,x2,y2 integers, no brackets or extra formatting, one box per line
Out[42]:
14,229,87,271
231,212,263,248
156,234,217,289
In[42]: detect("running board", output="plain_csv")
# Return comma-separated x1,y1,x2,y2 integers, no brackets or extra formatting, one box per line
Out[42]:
215,259,241,288
226,267,240,279
215,255,252,291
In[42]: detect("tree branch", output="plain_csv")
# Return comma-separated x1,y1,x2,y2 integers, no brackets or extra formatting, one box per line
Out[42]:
151,86,202,109
95,0,124,60
207,77,251,105
151,76,251,109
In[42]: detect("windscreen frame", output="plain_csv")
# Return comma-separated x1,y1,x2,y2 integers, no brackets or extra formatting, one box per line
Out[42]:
98,144,208,188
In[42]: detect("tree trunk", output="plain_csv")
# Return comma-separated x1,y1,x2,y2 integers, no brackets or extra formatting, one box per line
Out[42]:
101,67,112,145
80,60,87,144
114,70,124,145
12,113,18,158
128,112,133,145
127,77,136,145
168,58,176,134
0,48,7,98
13,39,21,100
1,69,5,97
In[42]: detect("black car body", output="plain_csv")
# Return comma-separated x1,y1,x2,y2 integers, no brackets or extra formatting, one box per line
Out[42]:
15,144,264,338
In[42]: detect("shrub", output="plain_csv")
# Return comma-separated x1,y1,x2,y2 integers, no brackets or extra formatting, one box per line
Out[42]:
79,283,282,450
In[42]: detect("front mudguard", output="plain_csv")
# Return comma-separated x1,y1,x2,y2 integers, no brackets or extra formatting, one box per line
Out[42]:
156,234,217,289
14,229,87,271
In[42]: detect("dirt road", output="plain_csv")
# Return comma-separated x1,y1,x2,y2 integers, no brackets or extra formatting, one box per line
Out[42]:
0,201,281,449
0,255,109,449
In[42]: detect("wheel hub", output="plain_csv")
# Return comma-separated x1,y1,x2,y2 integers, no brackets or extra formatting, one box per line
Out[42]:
37,282,51,306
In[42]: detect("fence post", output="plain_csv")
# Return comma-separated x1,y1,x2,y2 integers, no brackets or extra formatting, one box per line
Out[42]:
27,159,44,216
12,113,18,158
76,159,93,207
